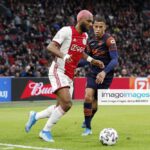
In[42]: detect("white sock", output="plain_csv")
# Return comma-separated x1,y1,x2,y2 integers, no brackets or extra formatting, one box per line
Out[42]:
43,105,65,131
35,105,56,120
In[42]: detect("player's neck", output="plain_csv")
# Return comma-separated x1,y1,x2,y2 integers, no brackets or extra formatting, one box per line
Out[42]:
75,25,83,34
96,33,105,39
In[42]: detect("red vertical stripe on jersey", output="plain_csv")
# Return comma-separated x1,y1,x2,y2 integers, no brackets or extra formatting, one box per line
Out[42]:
64,26,87,79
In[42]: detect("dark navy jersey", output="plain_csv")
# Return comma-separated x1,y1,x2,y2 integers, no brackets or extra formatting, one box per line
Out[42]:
86,33,118,78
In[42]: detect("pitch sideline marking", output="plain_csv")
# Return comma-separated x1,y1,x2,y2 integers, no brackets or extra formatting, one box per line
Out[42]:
0,143,63,150
1,147,14,149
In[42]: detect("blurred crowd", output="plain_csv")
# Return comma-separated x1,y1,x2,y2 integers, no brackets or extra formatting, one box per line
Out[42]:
0,0,149,77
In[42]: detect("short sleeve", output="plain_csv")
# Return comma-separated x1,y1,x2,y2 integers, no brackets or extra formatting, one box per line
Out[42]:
52,27,70,45
106,36,117,51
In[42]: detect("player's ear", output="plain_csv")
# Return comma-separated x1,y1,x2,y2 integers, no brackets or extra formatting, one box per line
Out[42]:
105,24,108,30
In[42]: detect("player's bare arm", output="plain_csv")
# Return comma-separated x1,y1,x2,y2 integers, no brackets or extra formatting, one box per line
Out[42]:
82,52,104,68
47,41,71,61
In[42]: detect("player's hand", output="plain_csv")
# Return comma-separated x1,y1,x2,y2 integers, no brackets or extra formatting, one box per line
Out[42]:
96,71,106,84
91,59,105,68
63,54,72,62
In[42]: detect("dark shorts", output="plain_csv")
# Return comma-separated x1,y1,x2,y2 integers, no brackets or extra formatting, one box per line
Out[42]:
86,76,113,99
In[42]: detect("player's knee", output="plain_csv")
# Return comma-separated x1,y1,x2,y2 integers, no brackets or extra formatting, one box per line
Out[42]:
85,95,93,103
93,108,98,113
62,100,72,112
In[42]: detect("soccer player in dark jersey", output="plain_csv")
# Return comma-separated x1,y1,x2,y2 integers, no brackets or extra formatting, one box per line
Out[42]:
81,15,119,136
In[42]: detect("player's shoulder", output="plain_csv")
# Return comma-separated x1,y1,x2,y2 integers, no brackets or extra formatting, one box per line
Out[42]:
103,32,115,40
59,26,71,32
104,33,116,46
103,33,113,40
88,35,97,44
105,33,116,41
57,26,72,36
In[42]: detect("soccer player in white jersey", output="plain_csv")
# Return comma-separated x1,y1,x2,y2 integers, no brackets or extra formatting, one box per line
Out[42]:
25,10,104,142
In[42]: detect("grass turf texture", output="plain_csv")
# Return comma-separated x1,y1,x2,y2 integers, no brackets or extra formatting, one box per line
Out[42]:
0,100,150,150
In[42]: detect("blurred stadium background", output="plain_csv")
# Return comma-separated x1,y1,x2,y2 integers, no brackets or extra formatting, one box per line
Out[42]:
0,0,150,150
0,0,149,77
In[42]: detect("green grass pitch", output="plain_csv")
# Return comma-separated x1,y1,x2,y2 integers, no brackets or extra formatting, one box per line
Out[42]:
0,100,150,150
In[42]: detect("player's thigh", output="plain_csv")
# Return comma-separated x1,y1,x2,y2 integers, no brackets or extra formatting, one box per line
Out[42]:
56,87,71,103
98,77,113,89
56,88,72,111
87,76,97,89
85,88,96,103
48,70,72,95
95,78,113,100
68,77,73,98
86,77,97,102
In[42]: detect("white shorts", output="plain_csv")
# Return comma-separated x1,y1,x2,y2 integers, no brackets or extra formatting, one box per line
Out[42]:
48,62,73,97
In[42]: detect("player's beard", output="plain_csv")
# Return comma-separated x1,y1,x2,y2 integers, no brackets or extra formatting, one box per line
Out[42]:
80,22,88,32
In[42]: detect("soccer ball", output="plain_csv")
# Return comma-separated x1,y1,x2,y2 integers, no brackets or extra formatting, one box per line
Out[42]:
99,128,118,146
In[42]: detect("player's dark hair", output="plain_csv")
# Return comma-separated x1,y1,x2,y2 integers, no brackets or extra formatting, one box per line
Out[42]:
94,15,106,23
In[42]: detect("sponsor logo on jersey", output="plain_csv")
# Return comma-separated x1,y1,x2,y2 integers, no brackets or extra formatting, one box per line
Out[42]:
82,38,87,45
70,44,85,52
110,39,116,44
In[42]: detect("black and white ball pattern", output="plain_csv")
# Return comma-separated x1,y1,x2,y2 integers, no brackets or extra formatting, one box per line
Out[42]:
99,128,118,146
